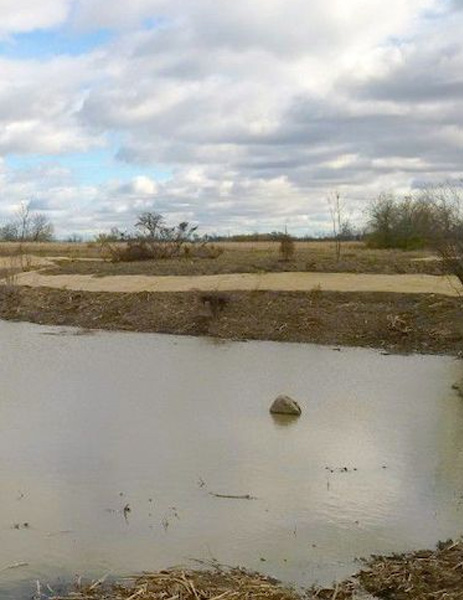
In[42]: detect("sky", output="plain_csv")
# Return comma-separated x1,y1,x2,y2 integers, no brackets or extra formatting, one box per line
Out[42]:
0,0,462,238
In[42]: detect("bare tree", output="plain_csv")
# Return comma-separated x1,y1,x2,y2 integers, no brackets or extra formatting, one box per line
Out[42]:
135,212,165,238
29,212,54,242
17,202,31,242
0,202,54,242
327,191,343,261
0,222,19,241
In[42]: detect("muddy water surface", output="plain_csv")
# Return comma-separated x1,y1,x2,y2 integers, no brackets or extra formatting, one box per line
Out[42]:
1,321,463,598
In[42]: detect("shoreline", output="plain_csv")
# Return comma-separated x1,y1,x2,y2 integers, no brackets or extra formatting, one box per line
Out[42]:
25,538,463,600
1,285,462,355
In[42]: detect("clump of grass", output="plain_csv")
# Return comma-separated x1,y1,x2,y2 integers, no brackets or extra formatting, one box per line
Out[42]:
307,284,322,304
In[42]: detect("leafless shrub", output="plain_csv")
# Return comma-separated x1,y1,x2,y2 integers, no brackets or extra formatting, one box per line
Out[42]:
366,184,463,252
98,212,222,262
437,240,463,286
416,183,463,286
366,181,463,288
279,234,295,262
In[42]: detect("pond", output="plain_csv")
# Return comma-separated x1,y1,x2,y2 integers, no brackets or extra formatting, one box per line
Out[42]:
1,320,463,597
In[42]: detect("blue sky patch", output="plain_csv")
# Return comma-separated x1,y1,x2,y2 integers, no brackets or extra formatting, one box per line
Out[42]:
0,28,113,59
6,150,172,186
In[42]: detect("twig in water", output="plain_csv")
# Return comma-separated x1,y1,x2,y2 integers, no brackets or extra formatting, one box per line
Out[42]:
0,561,28,573
209,493,256,500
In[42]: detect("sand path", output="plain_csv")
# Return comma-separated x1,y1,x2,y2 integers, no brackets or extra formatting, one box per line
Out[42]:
9,270,463,296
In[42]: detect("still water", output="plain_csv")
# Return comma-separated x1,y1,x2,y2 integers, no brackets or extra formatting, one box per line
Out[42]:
1,320,463,597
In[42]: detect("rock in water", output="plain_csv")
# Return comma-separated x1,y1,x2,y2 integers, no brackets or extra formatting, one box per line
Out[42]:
269,395,301,416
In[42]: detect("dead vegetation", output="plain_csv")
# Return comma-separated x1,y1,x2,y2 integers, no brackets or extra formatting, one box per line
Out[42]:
1,239,461,353
46,566,299,600
0,240,446,277
100,237,223,263
0,241,101,258
38,539,463,600
1,287,462,355
314,538,463,600
198,292,230,317
35,241,446,279
97,212,224,262
279,234,296,262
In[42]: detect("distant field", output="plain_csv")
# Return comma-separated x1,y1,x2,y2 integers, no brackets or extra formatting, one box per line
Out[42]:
0,240,442,277
0,239,365,254
0,241,101,258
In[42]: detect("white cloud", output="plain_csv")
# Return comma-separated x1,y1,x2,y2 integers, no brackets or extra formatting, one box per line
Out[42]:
1,0,462,235
0,0,71,36
0,54,105,154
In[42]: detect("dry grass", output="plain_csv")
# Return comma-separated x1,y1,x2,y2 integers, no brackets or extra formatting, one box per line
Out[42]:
17,241,444,278
39,539,463,599
1,287,462,355
47,566,299,600
314,539,463,600
0,241,101,259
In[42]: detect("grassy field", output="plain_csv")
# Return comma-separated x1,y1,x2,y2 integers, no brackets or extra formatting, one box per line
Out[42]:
0,241,102,258
0,240,443,277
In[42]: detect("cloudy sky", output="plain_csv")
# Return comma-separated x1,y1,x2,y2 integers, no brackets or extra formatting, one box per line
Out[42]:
0,0,462,237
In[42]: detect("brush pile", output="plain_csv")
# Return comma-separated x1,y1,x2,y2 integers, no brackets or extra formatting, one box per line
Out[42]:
49,566,300,600
314,539,463,600
42,539,463,600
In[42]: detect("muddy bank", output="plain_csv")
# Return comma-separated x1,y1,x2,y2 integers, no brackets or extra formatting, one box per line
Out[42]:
1,285,462,354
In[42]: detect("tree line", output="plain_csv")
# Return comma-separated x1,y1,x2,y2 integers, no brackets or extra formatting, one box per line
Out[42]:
2,183,463,254
365,184,463,250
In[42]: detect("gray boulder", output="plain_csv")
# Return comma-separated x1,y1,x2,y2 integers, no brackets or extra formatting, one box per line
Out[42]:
270,395,301,416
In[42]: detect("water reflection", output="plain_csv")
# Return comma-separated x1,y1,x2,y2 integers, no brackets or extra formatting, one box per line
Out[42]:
270,414,300,428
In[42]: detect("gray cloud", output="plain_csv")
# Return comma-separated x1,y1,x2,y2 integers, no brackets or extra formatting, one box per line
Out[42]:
1,0,463,236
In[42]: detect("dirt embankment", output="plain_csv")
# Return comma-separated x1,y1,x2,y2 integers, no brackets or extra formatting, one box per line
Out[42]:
1,247,462,354
1,285,462,355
